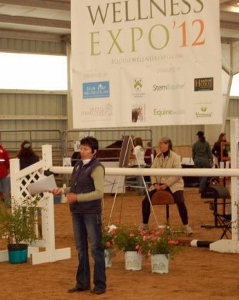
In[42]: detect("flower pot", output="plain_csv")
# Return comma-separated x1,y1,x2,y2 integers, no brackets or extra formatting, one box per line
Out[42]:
151,254,169,274
125,251,142,271
104,249,113,268
8,244,28,264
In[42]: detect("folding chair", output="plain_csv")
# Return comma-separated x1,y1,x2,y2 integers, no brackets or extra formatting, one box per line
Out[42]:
151,191,175,225
201,185,231,228
209,201,231,239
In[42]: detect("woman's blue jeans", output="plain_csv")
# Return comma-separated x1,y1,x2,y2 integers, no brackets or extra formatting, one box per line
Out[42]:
72,212,106,292
194,158,211,191
0,175,11,207
133,165,145,195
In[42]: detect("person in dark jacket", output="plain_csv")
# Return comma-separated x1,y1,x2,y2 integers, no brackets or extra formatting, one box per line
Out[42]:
16,140,39,170
212,132,228,166
192,131,213,193
144,141,157,165
0,142,10,207
71,151,81,166
52,136,106,295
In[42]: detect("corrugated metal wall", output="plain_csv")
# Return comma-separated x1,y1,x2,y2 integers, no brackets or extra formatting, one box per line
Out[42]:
227,98,239,118
149,124,202,147
0,91,237,151
63,125,204,152
0,36,66,55
0,91,67,123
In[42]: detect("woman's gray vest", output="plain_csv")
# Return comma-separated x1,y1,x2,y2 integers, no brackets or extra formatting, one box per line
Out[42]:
69,157,103,214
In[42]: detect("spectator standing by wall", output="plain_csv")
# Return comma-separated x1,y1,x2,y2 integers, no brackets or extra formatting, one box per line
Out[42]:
144,141,157,165
16,140,39,170
212,132,228,167
0,141,10,207
132,137,146,195
192,131,213,193
71,151,81,167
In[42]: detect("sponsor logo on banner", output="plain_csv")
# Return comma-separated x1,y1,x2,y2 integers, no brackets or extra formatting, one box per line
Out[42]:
132,78,145,97
132,104,146,122
194,77,213,91
153,82,185,91
81,103,113,117
195,107,212,117
83,81,110,99
153,108,186,117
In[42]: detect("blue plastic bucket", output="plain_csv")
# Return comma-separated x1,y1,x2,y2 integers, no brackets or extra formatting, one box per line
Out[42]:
8,244,28,264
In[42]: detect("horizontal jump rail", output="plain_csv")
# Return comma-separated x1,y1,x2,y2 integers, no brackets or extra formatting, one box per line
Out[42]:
50,166,239,177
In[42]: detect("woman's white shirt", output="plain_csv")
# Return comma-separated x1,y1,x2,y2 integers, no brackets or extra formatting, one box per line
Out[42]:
133,145,145,166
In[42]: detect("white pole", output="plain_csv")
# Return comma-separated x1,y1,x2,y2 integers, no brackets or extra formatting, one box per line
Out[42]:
42,144,53,171
50,166,239,177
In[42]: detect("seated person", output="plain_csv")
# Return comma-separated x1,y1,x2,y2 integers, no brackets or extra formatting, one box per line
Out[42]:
138,137,193,236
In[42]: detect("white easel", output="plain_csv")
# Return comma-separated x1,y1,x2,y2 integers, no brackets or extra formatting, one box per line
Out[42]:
108,136,159,226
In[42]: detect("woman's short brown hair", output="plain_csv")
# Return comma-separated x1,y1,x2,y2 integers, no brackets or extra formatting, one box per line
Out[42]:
159,137,173,151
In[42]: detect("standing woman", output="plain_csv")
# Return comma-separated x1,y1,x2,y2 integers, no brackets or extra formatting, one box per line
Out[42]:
0,141,10,207
52,136,106,295
16,140,39,170
192,131,213,193
132,137,146,195
212,133,228,166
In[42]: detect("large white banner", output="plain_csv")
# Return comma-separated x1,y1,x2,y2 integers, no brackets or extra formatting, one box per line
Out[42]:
71,0,222,128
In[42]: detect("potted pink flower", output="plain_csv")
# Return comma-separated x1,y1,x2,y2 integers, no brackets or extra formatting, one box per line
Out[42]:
102,224,117,267
114,223,146,270
142,226,181,273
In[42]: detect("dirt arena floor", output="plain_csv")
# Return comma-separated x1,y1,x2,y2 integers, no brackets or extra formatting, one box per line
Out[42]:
0,186,239,300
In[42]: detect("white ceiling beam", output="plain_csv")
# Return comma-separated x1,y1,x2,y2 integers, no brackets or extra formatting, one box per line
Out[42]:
0,0,70,11
0,14,70,29
220,4,239,13
0,28,69,42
